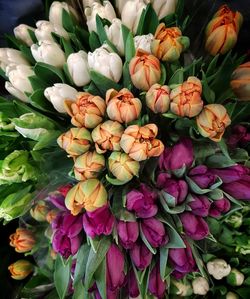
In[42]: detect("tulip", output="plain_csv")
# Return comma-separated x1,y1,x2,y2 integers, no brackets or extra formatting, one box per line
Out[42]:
226,292,239,299
134,34,154,53
8,260,33,280
49,191,67,211
85,1,116,33
223,176,250,200
129,49,161,91
159,138,194,171
88,45,122,83
49,1,79,27
117,220,139,249
225,212,243,228
196,104,231,142
121,0,146,34
210,165,249,183
207,259,231,280
192,277,209,295
209,198,231,218
227,268,244,286
148,262,166,299
106,88,142,123
30,200,49,221
57,127,92,157
82,205,115,238
188,165,217,189
44,83,78,113
180,212,209,240
92,120,124,154
128,270,140,298
170,76,204,117
74,151,105,181
146,83,170,113
171,279,193,296
82,0,100,9
58,184,72,197
205,5,243,56
14,24,35,46
108,152,140,183
31,40,66,68
35,20,69,42
151,0,177,20
228,125,250,148
120,124,164,161
115,0,127,16
152,24,189,62
65,179,108,214
231,62,250,101
9,228,35,253
130,242,153,270
188,195,211,217
141,218,168,247
0,48,29,72
5,64,34,102
46,210,58,223
104,18,124,56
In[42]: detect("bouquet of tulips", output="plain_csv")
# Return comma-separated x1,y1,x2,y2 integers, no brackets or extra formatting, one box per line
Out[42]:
1,0,250,298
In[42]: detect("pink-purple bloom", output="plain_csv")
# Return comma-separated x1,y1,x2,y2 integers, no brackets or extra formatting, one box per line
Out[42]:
128,270,140,298
209,198,231,218
180,212,209,240
130,242,152,270
188,165,217,189
148,262,166,299
141,218,168,247
210,165,249,183
188,195,211,217
228,125,250,148
117,220,139,249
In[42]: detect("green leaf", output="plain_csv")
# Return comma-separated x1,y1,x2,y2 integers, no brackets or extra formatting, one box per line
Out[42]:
96,15,108,43
125,31,135,62
19,45,36,64
5,34,23,49
176,0,184,18
63,63,75,86
218,138,231,159
105,174,127,186
33,130,61,150
54,255,72,299
202,70,215,103
135,8,146,35
94,259,107,299
28,75,47,90
141,4,159,34
139,222,157,254
122,61,132,88
29,89,56,112
159,192,186,214
168,68,184,85
206,54,219,77
206,153,236,168
74,244,90,287
72,281,86,299
61,37,74,57
189,241,208,278
27,29,37,44
62,8,75,32
162,13,176,27
160,246,169,280
34,62,65,84
159,64,167,85
89,31,101,51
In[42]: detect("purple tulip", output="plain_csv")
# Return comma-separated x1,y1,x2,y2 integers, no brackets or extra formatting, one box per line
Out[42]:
209,198,231,218
210,165,249,183
126,184,158,218
148,262,166,299
228,125,250,148
169,241,197,279
159,138,194,171
223,177,250,200
188,195,211,217
128,270,140,298
117,221,139,249
49,192,67,211
130,242,152,270
188,165,217,189
180,212,209,240
141,218,168,247
82,205,115,238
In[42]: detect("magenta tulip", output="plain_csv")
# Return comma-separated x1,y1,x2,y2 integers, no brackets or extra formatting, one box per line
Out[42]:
188,195,211,217
128,270,140,298
188,165,217,189
180,212,209,240
148,262,166,298
130,242,152,270
117,220,139,249
209,198,231,218
141,218,168,247
210,165,249,183
228,125,250,148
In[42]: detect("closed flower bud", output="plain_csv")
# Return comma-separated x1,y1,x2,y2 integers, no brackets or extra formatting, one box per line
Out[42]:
227,268,244,286
106,88,142,123
129,49,161,91
74,151,105,181
115,0,127,16
30,200,49,222
226,292,239,299
92,120,124,154
148,262,167,298
57,127,92,157
180,212,209,240
196,104,231,142
35,20,69,42
105,19,124,56
188,195,211,217
14,24,35,46
134,34,154,53
82,0,100,8
108,152,140,183
188,165,217,189
192,277,209,295
231,62,250,101
171,279,193,296
49,1,79,27
130,242,152,270
117,220,139,249
8,260,33,280
9,228,36,253
151,0,177,20
141,218,168,247
67,51,91,87
46,210,58,223
120,123,164,161
122,0,146,34
65,179,107,214
209,198,231,218
146,83,170,113
205,5,243,56
170,76,203,117
31,40,66,68
88,46,122,83
207,259,231,280
0,48,29,71
225,212,243,228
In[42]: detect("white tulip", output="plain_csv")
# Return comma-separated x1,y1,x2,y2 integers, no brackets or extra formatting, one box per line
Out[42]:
0,48,29,71
134,33,154,53
82,0,100,8
88,45,122,83
14,24,35,46
192,277,209,295
31,40,66,68
207,259,231,280
150,0,177,20
226,292,239,299
85,1,116,33
104,19,124,56
44,83,78,113
122,0,146,34
67,51,90,87
35,20,69,42
49,1,79,27
115,0,128,16
5,64,34,102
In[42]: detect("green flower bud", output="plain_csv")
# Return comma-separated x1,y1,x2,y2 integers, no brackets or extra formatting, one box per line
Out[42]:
225,212,243,228
226,268,244,286
170,279,193,297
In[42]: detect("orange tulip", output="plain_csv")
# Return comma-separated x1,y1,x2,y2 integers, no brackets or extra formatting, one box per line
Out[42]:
30,200,48,222
92,120,124,154
106,88,142,123
120,124,164,161
170,76,204,117
46,210,58,223
9,228,36,253
205,5,243,56
129,49,161,91
64,92,106,128
8,260,33,280
196,104,231,142
146,83,170,113
231,62,250,101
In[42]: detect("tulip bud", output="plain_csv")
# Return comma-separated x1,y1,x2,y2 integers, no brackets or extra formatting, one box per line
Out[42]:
0,48,29,72
65,179,108,214
188,195,211,217
129,49,161,91
134,34,154,53
117,220,139,249
30,200,49,222
225,212,243,228
209,198,231,218
44,83,78,113
226,268,244,286
82,0,101,8
14,24,35,46
88,45,123,83
148,262,167,298
228,125,250,148
57,127,92,157
31,40,66,68
67,51,91,87
151,0,177,20
8,260,33,280
104,19,124,56
180,212,209,240
226,292,239,299
188,165,217,189
49,1,79,27
207,259,231,280
35,20,69,42
192,277,209,295
231,62,250,101
146,83,170,113
141,218,168,247
46,210,58,223
130,242,152,270
170,279,193,296
115,0,127,16
9,228,35,253
196,104,231,142
128,270,140,298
